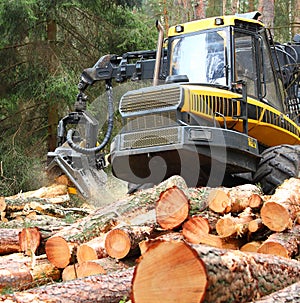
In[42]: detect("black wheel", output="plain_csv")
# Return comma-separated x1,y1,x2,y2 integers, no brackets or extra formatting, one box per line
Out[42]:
253,144,300,194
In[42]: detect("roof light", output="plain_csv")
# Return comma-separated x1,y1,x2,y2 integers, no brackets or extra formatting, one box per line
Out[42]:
175,25,184,33
215,18,224,25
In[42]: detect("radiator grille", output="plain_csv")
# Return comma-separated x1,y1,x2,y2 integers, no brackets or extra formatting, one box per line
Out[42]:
121,127,180,150
190,93,240,117
120,85,181,115
124,111,178,131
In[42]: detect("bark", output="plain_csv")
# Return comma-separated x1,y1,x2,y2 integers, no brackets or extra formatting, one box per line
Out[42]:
155,186,189,230
208,184,262,214
105,223,159,259
257,225,300,258
77,235,107,264
260,178,300,231
0,229,21,255
249,280,300,303
216,208,255,238
45,175,188,268
0,254,60,292
0,268,134,303
132,240,300,303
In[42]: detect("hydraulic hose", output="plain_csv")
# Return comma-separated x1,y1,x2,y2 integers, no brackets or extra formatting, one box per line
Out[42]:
66,81,114,155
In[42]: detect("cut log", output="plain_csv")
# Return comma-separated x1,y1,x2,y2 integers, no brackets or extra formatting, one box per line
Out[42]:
132,240,208,303
215,208,254,238
186,232,242,250
62,261,106,281
257,224,300,258
260,177,300,231
105,224,159,259
45,236,77,268
77,236,107,264
240,241,262,253
0,254,60,292
0,229,21,255
62,257,130,281
19,227,41,257
1,267,134,303
208,184,262,214
182,216,210,244
207,188,231,214
248,280,300,303
6,183,68,200
248,218,264,233
155,186,189,230
45,175,188,268
132,240,300,303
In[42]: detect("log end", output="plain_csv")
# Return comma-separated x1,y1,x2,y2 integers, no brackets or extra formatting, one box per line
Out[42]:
156,187,190,230
216,216,236,238
257,241,289,258
105,229,131,259
45,236,72,268
132,240,207,303
260,202,290,232
77,244,98,264
208,189,231,214
182,216,210,244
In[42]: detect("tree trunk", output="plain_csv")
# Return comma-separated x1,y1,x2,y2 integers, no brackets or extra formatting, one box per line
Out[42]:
132,240,300,303
249,280,300,303
0,229,21,255
260,178,300,231
257,224,300,258
0,254,60,292
258,0,275,33
45,175,188,268
1,268,134,303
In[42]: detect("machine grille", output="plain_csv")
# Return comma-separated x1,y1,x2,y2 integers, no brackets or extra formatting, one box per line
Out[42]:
190,93,240,117
124,111,178,131
120,85,181,115
121,127,181,150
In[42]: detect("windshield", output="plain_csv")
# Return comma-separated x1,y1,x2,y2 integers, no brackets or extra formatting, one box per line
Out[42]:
169,30,227,85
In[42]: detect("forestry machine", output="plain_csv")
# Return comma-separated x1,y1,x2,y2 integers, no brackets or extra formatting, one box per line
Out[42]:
47,12,300,202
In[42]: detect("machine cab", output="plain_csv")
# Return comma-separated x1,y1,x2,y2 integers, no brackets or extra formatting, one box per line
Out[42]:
167,15,285,111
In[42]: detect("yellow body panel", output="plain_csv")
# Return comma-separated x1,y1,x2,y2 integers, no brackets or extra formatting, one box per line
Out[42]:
181,85,300,146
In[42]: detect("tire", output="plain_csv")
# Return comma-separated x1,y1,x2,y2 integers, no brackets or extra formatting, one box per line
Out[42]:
253,144,300,194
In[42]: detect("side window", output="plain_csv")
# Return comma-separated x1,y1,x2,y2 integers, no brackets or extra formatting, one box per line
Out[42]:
234,32,258,98
259,36,284,110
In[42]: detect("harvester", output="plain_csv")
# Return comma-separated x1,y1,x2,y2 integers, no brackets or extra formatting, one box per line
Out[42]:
47,12,300,201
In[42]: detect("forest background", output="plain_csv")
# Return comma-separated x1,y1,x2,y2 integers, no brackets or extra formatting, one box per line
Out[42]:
0,0,299,196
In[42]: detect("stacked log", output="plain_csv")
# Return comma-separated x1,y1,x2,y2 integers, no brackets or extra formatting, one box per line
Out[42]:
0,176,300,302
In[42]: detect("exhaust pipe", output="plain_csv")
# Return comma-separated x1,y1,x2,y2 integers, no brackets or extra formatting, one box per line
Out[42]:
153,20,164,86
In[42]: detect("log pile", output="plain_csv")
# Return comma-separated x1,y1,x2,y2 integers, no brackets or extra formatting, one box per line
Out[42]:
0,175,300,302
